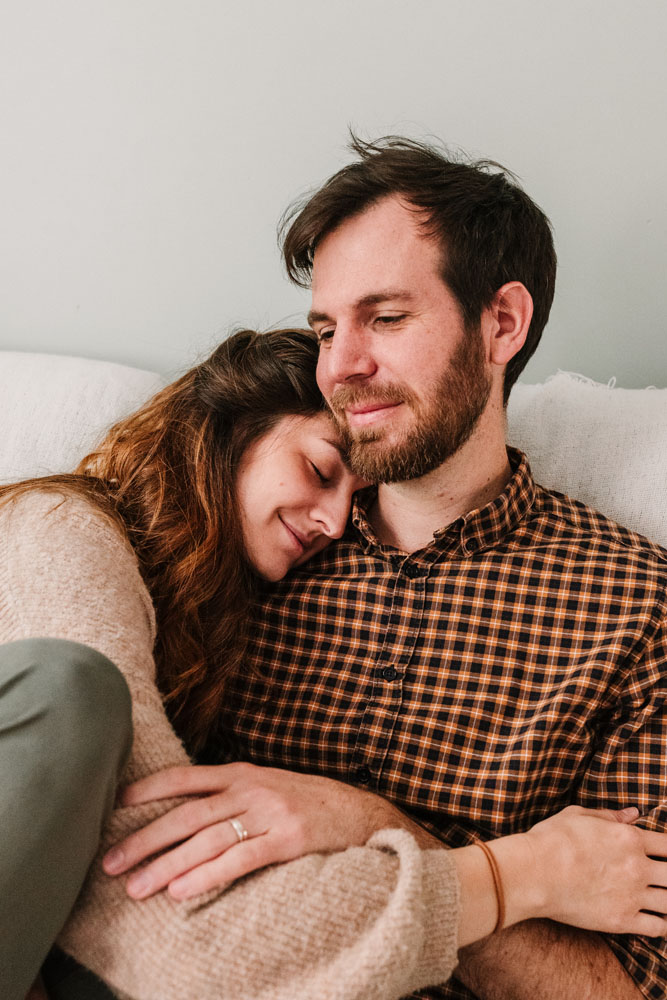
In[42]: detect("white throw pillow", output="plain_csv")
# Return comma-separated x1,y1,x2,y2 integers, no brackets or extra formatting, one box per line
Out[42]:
0,352,165,484
507,372,667,548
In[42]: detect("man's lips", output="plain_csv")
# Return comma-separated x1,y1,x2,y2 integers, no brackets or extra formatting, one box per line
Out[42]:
344,402,402,427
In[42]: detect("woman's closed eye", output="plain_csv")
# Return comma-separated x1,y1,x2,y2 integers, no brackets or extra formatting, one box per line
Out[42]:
310,461,329,484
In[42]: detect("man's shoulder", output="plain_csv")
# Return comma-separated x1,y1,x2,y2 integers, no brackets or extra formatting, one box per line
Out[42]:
530,481,667,573
274,532,368,590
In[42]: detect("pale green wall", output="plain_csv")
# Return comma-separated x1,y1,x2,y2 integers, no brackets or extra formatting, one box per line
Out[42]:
1,0,665,386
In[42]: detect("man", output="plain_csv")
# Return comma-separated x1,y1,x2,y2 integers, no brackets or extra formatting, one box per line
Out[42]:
217,136,667,999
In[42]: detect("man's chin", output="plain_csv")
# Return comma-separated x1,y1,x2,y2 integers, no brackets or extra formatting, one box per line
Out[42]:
346,441,406,483
346,433,452,484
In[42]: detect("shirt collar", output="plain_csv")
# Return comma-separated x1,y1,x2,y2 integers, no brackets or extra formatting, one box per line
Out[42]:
350,447,536,559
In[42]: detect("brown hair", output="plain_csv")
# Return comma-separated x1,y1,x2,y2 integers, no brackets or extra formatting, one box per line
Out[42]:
280,134,557,404
0,328,324,752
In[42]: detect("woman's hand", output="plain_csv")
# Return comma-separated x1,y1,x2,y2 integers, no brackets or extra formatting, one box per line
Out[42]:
493,805,667,937
103,762,420,900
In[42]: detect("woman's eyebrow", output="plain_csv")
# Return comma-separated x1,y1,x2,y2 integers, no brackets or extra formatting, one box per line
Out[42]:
322,437,346,457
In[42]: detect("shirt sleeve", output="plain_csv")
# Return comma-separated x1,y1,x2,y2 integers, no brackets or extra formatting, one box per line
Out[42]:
1,493,460,1000
574,602,667,1000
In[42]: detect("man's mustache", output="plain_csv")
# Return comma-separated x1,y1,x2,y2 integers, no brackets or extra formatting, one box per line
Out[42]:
329,383,415,414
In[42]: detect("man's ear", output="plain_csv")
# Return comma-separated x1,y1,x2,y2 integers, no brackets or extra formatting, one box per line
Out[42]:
485,282,533,366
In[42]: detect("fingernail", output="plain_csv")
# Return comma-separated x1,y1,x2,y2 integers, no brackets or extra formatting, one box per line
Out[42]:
127,872,151,898
617,806,641,823
168,878,190,900
103,848,125,874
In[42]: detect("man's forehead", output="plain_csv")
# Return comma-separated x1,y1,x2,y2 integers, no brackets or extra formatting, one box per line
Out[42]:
315,196,428,255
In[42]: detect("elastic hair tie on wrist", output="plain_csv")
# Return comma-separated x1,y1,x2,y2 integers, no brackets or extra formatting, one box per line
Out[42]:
476,840,506,933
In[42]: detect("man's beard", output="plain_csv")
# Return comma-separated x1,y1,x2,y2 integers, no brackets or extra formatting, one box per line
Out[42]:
329,326,492,484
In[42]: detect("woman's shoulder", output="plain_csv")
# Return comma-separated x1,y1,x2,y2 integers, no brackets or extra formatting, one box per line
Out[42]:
1,487,144,607
1,486,128,547
0,486,157,644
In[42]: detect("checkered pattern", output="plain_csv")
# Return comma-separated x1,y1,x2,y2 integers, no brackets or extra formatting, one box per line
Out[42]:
217,450,667,1000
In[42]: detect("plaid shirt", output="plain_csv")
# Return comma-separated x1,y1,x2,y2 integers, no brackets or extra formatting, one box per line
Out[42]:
217,449,667,1000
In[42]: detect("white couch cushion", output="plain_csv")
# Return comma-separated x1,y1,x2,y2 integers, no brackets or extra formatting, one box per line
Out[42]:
0,352,165,483
1,356,665,551
507,372,667,548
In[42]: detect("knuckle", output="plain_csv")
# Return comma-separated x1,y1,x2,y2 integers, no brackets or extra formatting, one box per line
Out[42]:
621,823,643,853
166,766,189,787
180,799,210,828
202,796,222,823
204,823,230,853
255,788,288,821
232,761,255,782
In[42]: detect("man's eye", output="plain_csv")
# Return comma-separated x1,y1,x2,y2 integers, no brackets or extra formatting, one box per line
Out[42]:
375,314,405,326
316,328,335,344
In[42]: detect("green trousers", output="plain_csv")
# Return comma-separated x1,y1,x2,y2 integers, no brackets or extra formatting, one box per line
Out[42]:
0,638,132,1000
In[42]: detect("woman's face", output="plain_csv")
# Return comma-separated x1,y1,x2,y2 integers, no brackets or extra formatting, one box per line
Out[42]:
236,412,365,581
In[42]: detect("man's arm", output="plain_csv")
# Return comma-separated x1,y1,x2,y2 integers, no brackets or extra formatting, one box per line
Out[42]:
453,596,667,1000
455,920,641,1000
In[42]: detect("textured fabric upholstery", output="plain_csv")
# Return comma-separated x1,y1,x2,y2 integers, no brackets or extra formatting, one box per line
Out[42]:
508,372,667,547
0,352,165,484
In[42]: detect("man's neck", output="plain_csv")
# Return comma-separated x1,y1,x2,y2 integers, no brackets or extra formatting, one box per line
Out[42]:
369,422,512,554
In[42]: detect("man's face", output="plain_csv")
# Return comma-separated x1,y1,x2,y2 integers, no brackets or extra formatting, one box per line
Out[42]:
310,195,492,483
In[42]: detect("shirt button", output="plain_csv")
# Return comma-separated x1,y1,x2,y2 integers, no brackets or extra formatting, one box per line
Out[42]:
382,666,398,681
356,766,372,784
403,563,421,578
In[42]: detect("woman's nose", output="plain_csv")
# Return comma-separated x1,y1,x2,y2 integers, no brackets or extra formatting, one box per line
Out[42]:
311,489,351,539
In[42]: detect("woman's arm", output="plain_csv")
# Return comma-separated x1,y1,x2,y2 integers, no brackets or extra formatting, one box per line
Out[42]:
1,493,460,1000
106,759,667,941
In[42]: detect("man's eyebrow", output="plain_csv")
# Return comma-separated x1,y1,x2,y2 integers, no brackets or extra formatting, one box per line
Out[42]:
307,290,415,328
307,308,331,328
357,290,416,308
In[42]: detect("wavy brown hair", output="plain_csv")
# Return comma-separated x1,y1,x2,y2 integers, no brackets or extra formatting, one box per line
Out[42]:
0,328,325,752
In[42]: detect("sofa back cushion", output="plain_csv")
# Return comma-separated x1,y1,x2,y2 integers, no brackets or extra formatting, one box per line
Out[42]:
507,372,667,548
1,355,665,549
0,352,165,484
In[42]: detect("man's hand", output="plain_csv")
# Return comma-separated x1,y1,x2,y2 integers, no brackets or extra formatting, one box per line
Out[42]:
103,762,430,900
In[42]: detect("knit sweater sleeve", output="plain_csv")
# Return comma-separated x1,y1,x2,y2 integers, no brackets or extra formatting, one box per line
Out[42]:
0,492,460,1000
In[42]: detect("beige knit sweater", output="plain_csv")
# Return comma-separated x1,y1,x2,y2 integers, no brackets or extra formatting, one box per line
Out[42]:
0,492,460,1000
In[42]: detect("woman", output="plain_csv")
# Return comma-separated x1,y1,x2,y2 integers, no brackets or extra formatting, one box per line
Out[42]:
1,328,666,1000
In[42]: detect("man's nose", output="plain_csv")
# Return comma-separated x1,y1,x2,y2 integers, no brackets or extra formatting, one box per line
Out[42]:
317,324,376,393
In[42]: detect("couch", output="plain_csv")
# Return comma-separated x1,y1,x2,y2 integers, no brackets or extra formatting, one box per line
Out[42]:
1,351,666,549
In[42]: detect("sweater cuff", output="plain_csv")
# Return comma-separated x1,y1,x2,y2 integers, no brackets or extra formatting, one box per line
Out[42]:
415,848,460,988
